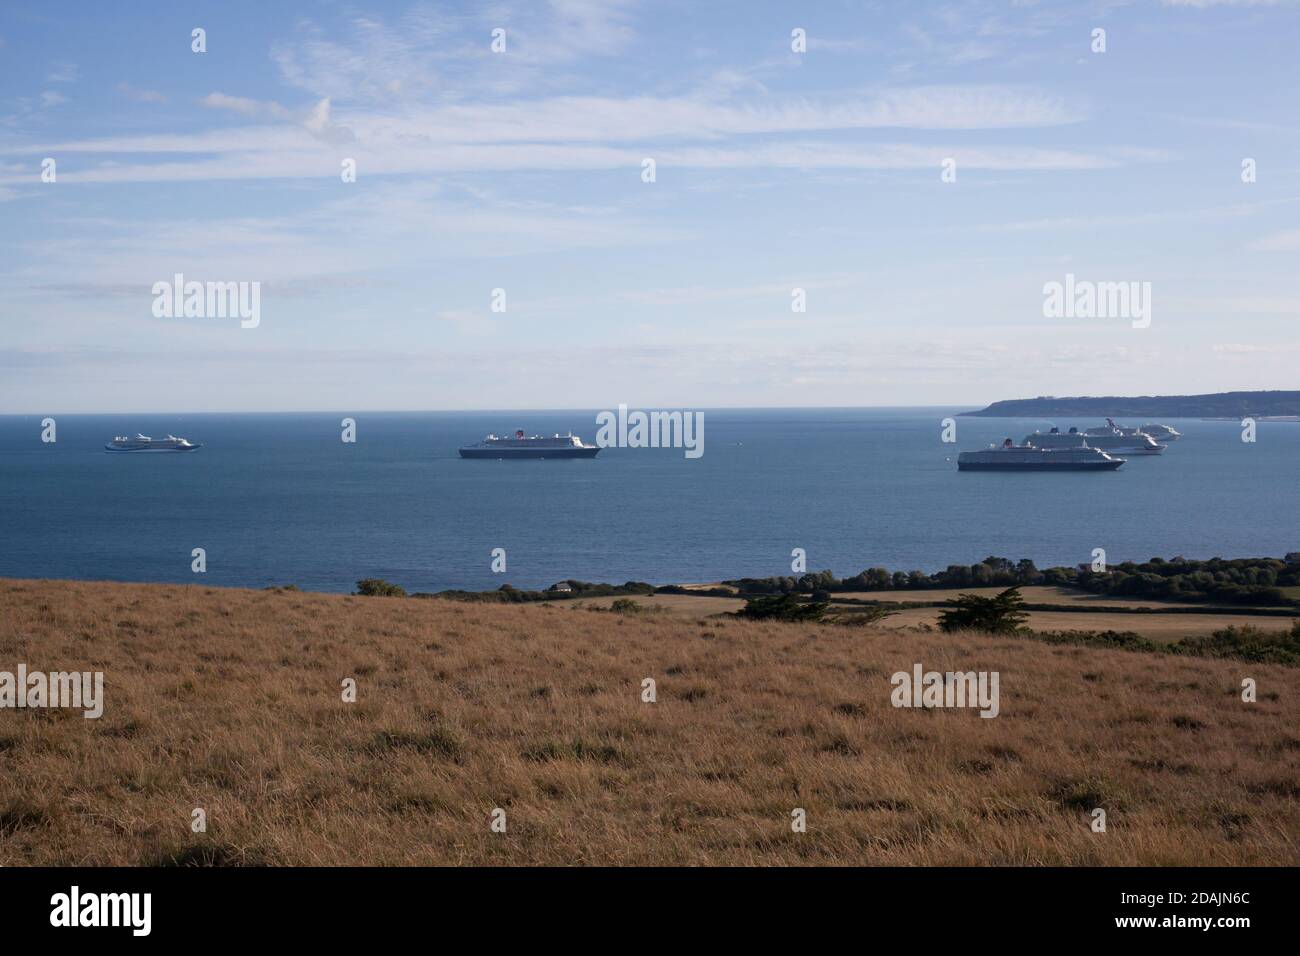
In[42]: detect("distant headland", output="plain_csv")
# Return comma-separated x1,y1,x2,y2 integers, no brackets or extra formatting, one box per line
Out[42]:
960,390,1300,418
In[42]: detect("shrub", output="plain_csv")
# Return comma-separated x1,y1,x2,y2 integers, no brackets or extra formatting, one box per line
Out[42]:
1033,629,1160,653
608,598,647,616
355,578,406,597
831,605,894,627
1172,621,1300,665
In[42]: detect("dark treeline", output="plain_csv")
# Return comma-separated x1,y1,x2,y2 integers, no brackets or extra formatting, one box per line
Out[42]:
722,554,1300,607
422,580,655,603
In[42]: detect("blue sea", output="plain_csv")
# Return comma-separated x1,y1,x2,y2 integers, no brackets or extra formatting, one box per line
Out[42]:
1,409,1296,593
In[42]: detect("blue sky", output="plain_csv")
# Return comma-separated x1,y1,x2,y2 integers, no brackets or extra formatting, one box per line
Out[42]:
1,0,1297,412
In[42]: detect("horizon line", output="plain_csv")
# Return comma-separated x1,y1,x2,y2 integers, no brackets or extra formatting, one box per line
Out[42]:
0,403,988,417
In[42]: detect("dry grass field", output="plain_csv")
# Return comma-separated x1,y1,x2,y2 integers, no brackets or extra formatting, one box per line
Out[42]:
1,577,1297,866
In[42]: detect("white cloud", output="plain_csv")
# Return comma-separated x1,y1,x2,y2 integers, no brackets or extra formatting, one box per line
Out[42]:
270,8,463,102
0,138,1139,188
117,83,168,104
200,92,291,119
301,97,355,144
267,0,643,103
0,83,1102,187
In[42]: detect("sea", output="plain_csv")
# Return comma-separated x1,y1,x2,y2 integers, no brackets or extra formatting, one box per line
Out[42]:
1,409,1297,594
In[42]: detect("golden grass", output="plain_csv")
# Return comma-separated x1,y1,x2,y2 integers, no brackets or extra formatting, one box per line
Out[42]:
575,593,747,617
1,577,1296,866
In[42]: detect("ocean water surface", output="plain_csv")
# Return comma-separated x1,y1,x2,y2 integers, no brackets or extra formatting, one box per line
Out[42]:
1,409,1297,593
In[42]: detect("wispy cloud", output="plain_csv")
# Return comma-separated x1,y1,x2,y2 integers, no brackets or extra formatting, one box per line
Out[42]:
200,92,291,119
46,61,77,84
2,82,1102,187
117,83,168,104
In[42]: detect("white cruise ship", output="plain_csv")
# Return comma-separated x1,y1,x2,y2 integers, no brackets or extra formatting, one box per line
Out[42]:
1026,425,1164,455
105,434,201,453
1084,417,1181,442
1137,422,1181,442
959,439,1125,471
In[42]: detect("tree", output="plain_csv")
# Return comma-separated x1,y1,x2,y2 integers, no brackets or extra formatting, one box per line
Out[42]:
859,567,892,590
737,593,828,622
938,587,1029,634
799,570,836,592
1016,558,1043,585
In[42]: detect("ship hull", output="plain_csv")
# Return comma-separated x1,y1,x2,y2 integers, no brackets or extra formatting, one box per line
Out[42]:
959,459,1123,471
1031,438,1162,454
1088,444,1163,455
459,446,600,459
104,445,201,453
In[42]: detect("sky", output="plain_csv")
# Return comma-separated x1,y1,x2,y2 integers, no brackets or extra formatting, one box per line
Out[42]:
1,0,1298,412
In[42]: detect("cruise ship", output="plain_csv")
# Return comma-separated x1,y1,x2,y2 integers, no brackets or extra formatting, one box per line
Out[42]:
105,434,201,453
1026,425,1165,455
1084,417,1181,443
959,439,1125,471
458,430,600,459
1138,422,1181,442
